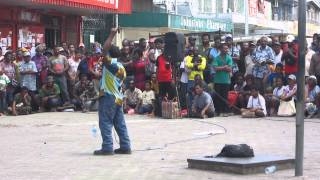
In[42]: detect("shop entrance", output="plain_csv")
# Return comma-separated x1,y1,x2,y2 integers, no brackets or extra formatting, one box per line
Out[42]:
45,28,61,49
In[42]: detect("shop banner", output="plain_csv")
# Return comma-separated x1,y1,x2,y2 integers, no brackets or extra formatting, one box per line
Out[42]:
169,15,233,32
68,0,118,9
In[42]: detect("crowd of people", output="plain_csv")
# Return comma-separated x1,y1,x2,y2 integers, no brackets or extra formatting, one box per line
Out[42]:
0,30,320,119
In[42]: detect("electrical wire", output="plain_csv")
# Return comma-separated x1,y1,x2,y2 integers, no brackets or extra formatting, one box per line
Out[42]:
113,118,228,152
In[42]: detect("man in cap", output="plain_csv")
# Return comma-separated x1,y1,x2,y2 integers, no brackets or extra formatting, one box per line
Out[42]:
19,51,38,110
19,51,37,90
252,36,275,94
94,27,131,155
48,46,71,106
273,42,283,66
282,38,298,78
39,76,61,112
244,42,256,76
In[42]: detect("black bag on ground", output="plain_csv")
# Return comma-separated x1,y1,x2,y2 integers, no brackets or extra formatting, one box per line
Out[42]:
216,144,254,158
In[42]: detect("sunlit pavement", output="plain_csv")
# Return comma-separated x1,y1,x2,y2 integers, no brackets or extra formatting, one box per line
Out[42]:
0,112,318,180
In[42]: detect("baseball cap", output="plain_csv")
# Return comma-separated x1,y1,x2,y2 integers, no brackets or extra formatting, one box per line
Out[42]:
308,75,317,81
22,51,31,57
288,74,296,80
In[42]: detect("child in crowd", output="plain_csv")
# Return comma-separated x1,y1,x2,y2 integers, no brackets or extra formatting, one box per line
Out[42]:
11,86,32,115
266,63,285,88
267,77,285,116
137,81,155,115
236,74,254,109
124,80,142,113
241,86,267,118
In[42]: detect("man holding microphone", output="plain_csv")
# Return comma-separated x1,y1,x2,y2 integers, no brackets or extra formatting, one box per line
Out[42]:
94,27,131,156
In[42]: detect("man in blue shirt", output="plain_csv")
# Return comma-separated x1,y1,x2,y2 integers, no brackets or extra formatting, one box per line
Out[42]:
94,28,131,156
252,36,274,94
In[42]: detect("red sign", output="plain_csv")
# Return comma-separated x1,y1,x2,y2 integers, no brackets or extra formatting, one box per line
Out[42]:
31,0,131,14
68,0,118,9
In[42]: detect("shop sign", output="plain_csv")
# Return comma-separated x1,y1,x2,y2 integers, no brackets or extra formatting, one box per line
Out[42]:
68,0,118,9
20,10,41,23
169,15,233,32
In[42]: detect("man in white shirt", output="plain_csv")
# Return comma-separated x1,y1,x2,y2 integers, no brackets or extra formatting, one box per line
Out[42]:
179,57,190,110
241,86,267,117
273,42,283,65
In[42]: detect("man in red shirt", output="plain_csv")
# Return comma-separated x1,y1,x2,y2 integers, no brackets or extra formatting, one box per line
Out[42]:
282,40,299,77
156,54,176,100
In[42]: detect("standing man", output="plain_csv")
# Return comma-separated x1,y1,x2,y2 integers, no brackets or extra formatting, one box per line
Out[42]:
48,47,71,105
309,47,320,85
213,44,233,117
19,51,38,110
252,36,274,94
200,33,213,84
94,27,131,155
32,44,48,88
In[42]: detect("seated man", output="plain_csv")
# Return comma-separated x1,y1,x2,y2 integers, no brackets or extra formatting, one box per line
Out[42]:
236,74,254,109
80,82,99,113
305,75,320,117
72,74,90,109
264,77,285,116
241,86,267,118
39,76,61,112
194,74,209,93
124,80,142,113
11,86,32,116
192,83,215,118
137,81,155,115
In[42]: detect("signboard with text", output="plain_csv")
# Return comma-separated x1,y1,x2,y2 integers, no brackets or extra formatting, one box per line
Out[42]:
169,15,233,32
68,0,118,9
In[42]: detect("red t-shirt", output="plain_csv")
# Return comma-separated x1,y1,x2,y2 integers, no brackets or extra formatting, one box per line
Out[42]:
156,55,172,82
89,56,102,79
284,44,299,74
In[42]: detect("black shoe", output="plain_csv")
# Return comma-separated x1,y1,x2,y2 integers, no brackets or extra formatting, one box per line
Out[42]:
114,148,132,154
93,149,114,156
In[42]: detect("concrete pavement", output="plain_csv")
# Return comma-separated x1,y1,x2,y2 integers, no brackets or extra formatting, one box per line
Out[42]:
0,112,319,180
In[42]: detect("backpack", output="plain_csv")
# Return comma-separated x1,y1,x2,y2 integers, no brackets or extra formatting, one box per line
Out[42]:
216,144,254,158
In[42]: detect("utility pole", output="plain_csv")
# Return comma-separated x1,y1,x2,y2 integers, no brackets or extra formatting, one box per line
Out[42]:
295,0,306,176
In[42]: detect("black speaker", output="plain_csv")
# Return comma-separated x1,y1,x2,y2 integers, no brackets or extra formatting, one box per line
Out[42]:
164,32,185,63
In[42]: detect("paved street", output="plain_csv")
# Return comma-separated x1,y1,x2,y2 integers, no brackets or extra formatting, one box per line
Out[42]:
0,113,319,180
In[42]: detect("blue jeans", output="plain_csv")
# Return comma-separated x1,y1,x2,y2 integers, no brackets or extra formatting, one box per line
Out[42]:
187,80,195,114
99,94,131,151
138,104,153,114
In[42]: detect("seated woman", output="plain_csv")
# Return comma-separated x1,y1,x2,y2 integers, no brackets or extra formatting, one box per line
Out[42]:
137,81,155,115
264,77,285,116
281,74,297,101
192,83,215,118
39,76,62,112
241,86,267,118
305,75,320,117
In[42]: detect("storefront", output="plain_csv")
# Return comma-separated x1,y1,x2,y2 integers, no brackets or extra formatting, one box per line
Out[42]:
0,0,132,52
118,12,233,40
